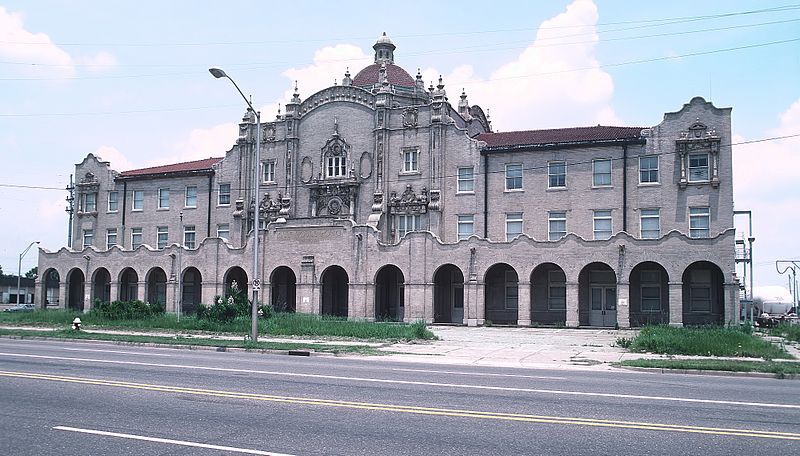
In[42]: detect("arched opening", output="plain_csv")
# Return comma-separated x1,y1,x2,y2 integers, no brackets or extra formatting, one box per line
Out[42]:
181,267,202,315
629,262,669,327
66,268,85,312
270,266,296,312
433,264,464,324
118,268,139,302
375,265,405,322
92,268,111,304
579,262,617,327
682,261,724,326
530,263,567,325
223,266,248,297
484,263,518,325
43,269,60,308
321,265,348,318
146,267,168,306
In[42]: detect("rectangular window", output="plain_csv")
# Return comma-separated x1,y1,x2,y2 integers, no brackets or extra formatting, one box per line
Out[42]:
548,270,567,310
107,191,118,212
690,207,710,238
505,163,523,190
639,156,659,183
217,223,230,241
80,193,97,212
593,210,612,240
184,186,197,208
218,184,231,206
505,212,523,241
640,209,660,239
397,214,421,238
106,228,117,249
158,188,170,209
688,153,710,182
131,228,143,249
548,161,566,188
640,270,662,312
133,190,144,211
689,269,712,312
326,155,346,178
457,215,474,240
82,229,93,248
403,148,419,173
184,225,196,249
593,159,612,186
263,160,276,183
548,211,567,241
457,167,474,193
157,226,168,249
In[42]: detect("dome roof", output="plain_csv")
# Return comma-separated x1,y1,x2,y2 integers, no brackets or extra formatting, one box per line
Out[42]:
352,63,416,88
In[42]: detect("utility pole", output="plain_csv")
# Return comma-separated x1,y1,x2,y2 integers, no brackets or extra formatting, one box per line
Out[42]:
65,175,75,248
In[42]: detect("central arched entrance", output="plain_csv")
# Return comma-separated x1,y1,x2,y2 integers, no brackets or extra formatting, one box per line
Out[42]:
375,265,405,322
66,268,85,311
119,268,138,301
484,263,518,325
321,265,348,318
92,268,111,304
270,266,296,312
146,267,167,306
181,267,202,315
433,264,464,324
579,262,617,327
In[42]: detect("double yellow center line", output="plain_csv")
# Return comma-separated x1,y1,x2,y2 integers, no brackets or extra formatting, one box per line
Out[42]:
2,370,799,441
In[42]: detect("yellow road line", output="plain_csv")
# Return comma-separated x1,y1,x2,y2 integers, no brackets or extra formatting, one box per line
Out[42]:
2,370,799,441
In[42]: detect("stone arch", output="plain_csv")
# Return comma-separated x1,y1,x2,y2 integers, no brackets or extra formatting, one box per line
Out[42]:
578,262,617,327
433,264,464,324
66,268,85,311
321,265,348,318
484,263,518,325
181,267,203,315
270,266,296,312
682,261,724,326
92,268,111,304
118,268,139,302
629,262,670,327
146,267,168,306
223,266,248,297
375,264,405,322
42,268,60,308
530,262,567,325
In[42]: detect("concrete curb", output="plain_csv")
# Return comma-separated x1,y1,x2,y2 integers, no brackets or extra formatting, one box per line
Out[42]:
616,365,799,380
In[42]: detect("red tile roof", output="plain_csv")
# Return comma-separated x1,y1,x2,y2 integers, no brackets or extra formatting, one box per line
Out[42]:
479,126,644,149
119,157,223,178
352,63,416,88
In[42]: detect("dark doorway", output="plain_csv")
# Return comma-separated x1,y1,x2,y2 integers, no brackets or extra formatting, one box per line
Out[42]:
321,266,348,318
375,265,405,322
270,266,296,312
484,263,518,325
433,264,464,324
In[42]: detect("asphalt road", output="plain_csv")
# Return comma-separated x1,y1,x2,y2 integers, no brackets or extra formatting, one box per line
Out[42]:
0,338,798,455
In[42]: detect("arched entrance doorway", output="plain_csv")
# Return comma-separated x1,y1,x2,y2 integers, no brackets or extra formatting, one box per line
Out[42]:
682,261,724,325
43,269,60,308
375,265,405,322
530,263,567,325
146,267,167,306
66,268,85,311
629,262,669,326
224,266,248,297
92,268,111,303
119,268,138,301
270,266,296,312
433,264,464,324
484,263,518,325
181,267,202,315
321,266,348,318
579,262,617,327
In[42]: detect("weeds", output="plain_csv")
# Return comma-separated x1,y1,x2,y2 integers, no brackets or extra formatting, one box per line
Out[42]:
624,325,790,360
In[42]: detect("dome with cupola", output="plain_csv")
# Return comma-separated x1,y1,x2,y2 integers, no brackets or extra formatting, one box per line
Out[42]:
351,32,416,88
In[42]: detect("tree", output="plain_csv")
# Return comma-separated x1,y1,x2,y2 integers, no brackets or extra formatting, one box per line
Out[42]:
0,265,3,278
25,266,38,279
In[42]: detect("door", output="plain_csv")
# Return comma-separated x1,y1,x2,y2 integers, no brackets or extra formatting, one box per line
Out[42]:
589,286,617,327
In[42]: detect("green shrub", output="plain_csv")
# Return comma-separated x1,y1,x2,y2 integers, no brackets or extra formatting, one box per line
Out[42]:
200,280,251,322
627,325,790,359
616,336,633,348
91,299,164,320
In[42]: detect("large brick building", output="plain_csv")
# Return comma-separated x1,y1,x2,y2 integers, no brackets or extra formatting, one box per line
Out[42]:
37,34,738,327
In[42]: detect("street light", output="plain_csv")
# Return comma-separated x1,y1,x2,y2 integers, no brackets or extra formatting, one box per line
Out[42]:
18,241,40,306
209,67,261,343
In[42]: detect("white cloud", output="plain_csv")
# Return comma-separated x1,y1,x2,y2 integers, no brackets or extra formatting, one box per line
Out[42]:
79,51,118,73
167,122,238,166
93,145,136,172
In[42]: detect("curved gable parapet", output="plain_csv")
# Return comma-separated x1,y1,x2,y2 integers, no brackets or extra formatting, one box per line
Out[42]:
297,86,376,118
662,96,732,122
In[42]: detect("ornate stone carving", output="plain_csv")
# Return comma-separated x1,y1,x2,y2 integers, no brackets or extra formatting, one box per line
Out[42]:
402,108,418,128
308,181,359,217
427,190,441,211
676,119,721,189
388,184,428,215
371,192,383,213
301,156,314,184
232,199,245,218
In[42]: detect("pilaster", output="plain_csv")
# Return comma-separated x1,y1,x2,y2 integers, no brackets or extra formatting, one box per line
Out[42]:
517,281,531,326
668,281,683,327
566,281,579,327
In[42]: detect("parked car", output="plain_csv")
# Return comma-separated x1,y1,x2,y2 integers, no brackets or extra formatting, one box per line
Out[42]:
3,303,35,312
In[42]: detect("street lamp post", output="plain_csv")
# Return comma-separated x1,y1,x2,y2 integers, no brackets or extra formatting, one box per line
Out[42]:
18,241,40,305
209,67,261,343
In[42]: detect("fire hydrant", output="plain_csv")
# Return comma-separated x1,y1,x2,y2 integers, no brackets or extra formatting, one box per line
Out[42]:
72,317,82,331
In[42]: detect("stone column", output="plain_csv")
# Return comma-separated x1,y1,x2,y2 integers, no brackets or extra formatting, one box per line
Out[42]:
465,280,480,326
166,279,178,314
403,283,425,323
476,281,486,326
724,281,740,326
668,281,683,327
137,281,146,303
201,281,216,308
58,282,67,310
566,281,579,327
297,256,316,314
34,280,43,308
349,282,369,320
517,281,531,326
109,281,120,303
616,281,630,328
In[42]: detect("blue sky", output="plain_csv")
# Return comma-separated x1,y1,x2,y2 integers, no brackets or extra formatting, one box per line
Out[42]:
1,0,798,294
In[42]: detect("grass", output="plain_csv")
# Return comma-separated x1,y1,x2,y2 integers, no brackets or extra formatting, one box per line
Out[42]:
617,358,799,378
265,313,435,340
769,322,800,343
622,325,791,360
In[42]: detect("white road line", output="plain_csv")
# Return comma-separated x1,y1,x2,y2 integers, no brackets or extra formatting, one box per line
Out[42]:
60,348,173,357
3,352,799,410
392,367,566,380
53,426,294,456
